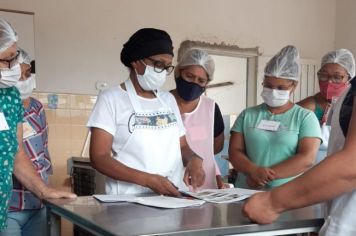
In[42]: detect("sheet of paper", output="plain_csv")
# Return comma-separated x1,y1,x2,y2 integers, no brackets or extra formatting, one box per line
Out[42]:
180,188,262,204
93,194,205,209
0,112,9,131
134,196,205,209
93,194,137,203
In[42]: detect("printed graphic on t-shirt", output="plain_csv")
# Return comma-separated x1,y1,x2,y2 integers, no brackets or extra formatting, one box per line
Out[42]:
128,111,177,132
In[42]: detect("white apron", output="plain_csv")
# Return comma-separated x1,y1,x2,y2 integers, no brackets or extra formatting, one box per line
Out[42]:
315,124,331,164
105,79,186,194
319,87,356,236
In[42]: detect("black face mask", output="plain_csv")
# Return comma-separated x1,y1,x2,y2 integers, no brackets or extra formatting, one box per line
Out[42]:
175,76,205,101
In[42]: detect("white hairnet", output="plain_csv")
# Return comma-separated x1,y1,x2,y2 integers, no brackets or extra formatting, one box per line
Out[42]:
18,48,31,65
0,18,17,53
321,49,355,78
264,45,300,81
176,49,215,80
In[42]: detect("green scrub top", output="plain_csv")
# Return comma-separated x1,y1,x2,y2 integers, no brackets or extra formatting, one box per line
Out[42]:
0,87,23,230
231,103,321,189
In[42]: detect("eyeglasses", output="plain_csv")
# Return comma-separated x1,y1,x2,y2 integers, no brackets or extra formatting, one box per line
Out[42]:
262,82,295,91
317,72,349,84
0,50,20,69
145,57,175,75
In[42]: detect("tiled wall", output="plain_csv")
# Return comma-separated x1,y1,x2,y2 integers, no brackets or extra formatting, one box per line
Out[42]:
32,92,97,236
32,92,97,189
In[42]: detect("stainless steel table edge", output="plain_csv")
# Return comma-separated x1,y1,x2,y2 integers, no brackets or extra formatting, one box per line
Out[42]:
44,198,324,236
45,199,116,236
141,220,323,236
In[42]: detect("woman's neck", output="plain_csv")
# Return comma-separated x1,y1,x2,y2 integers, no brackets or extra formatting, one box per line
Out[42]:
171,89,199,114
315,92,330,108
128,70,156,98
22,98,31,109
267,101,294,115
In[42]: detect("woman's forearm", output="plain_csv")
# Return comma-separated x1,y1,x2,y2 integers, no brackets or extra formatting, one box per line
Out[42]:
270,153,314,179
90,154,149,187
13,150,48,199
229,149,256,176
271,138,319,179
271,149,356,213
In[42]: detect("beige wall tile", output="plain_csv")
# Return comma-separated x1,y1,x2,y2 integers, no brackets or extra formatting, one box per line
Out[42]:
70,110,89,125
56,94,70,109
86,96,97,110
39,93,94,201
55,109,71,125
70,95,86,109
45,109,56,124
31,92,39,99
37,93,49,109
70,140,86,157
70,125,88,140
48,139,72,157
50,125,72,140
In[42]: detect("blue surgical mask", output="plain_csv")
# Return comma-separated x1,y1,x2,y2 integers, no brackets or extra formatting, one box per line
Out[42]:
175,76,205,101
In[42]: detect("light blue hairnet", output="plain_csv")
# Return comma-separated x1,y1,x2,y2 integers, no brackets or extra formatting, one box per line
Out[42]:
176,49,215,80
264,45,300,81
18,48,31,65
0,18,17,52
321,49,355,78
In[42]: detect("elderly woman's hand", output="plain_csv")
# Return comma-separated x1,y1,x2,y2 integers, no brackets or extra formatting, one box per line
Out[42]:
184,155,205,190
40,187,77,199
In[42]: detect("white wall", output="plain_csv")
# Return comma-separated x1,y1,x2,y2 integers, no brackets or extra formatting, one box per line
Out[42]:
335,0,356,59
0,0,336,94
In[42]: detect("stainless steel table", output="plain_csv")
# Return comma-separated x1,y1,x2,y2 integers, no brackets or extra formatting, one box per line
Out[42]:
44,196,324,236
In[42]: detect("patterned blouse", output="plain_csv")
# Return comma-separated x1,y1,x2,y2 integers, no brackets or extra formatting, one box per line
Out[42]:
9,97,52,211
0,87,23,230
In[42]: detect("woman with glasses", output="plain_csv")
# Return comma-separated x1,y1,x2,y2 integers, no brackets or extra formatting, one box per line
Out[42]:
88,28,205,196
0,49,52,236
298,49,355,164
171,49,229,190
0,19,75,232
229,45,321,190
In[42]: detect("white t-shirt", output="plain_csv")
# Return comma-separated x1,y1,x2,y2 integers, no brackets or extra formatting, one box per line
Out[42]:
87,85,185,155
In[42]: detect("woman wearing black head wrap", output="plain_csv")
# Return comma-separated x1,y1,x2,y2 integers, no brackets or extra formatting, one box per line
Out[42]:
88,28,205,196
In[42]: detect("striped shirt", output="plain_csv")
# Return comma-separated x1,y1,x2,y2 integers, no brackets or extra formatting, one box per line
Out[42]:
9,97,52,211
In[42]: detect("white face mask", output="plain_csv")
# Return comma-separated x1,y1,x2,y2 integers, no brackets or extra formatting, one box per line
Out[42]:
0,63,21,88
15,74,36,100
136,61,167,91
261,87,291,107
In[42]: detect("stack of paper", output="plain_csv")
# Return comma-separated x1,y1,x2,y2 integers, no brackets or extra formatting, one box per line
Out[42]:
93,194,205,209
180,188,262,204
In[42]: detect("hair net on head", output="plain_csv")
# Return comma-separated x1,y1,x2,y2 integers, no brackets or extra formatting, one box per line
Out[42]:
264,45,300,81
18,48,31,65
176,49,215,81
0,18,17,53
320,49,355,78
